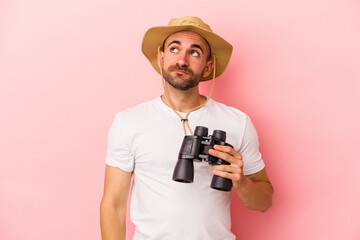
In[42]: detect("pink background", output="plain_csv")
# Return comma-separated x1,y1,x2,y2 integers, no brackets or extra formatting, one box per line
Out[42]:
1,0,359,239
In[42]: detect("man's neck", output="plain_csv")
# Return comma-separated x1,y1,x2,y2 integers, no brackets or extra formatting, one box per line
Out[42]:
161,83,206,113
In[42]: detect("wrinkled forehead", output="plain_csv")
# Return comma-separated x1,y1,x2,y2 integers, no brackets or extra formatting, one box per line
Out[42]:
162,30,211,52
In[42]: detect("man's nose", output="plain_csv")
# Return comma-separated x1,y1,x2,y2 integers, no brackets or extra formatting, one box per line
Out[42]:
176,51,189,66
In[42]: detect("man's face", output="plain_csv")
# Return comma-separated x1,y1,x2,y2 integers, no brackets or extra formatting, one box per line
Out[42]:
159,31,213,91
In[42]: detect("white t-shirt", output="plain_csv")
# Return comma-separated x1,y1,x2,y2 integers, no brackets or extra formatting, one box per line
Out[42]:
106,97,265,240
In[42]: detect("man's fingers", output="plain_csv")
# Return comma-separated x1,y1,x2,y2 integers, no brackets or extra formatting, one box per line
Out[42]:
208,148,234,163
213,145,242,159
211,164,241,174
212,170,233,180
209,147,243,165
211,166,242,182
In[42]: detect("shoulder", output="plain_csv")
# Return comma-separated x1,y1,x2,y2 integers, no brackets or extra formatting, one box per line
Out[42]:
108,98,161,140
114,97,161,122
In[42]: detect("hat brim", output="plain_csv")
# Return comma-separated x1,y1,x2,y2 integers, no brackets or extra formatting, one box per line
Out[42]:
141,25,233,81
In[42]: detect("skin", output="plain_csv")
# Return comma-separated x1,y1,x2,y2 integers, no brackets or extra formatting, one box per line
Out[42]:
100,30,273,240
157,31,214,112
160,32,212,91
100,166,131,240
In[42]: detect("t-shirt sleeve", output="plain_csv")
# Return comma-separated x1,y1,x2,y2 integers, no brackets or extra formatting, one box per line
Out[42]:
240,116,265,175
105,113,135,172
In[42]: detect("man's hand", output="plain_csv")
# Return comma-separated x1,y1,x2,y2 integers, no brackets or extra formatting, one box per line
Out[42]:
208,145,245,191
209,144,273,212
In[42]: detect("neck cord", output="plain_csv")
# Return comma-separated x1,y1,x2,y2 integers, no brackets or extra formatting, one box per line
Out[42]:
158,46,216,135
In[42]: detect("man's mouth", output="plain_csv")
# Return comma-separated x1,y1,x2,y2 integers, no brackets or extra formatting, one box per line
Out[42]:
173,69,188,75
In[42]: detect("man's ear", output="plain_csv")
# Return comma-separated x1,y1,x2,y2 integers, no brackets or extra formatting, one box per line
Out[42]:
202,60,214,78
157,48,164,68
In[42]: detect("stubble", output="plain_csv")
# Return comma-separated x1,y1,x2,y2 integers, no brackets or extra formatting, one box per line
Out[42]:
162,64,204,91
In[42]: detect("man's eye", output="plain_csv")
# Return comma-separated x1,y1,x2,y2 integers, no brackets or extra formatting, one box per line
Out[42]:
190,50,200,57
170,47,179,53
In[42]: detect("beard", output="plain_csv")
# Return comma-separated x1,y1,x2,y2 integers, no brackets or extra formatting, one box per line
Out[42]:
162,64,204,91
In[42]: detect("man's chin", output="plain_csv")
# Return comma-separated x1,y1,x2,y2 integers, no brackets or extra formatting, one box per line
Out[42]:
172,85,194,91
170,75,191,83
170,80,199,91
163,72,200,90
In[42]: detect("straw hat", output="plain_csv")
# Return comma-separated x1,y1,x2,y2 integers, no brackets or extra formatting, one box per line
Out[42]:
141,16,233,81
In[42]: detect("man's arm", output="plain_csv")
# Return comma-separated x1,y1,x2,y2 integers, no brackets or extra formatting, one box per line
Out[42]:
210,145,274,212
100,165,132,240
233,168,273,212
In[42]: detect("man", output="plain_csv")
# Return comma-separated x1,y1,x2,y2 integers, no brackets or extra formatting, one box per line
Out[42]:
100,16,273,240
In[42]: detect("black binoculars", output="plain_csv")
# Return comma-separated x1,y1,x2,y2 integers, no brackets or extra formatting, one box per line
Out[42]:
172,126,233,191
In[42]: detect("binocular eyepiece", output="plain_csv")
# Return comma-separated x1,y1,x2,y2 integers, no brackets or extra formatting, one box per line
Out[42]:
172,126,233,191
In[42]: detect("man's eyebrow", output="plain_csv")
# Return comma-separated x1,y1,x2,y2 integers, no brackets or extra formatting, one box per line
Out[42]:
167,41,204,54
167,40,181,47
191,44,204,53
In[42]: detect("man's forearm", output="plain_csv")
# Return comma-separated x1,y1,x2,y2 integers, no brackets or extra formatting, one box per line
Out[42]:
100,200,126,240
235,176,274,212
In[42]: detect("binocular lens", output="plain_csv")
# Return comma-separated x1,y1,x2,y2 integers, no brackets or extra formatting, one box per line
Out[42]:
172,159,194,183
194,126,208,137
211,175,232,191
212,130,226,141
